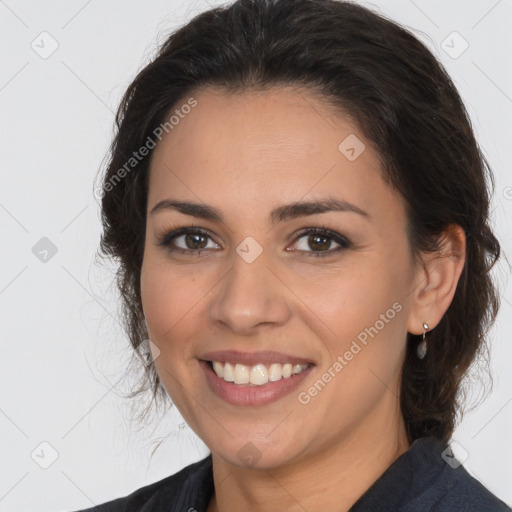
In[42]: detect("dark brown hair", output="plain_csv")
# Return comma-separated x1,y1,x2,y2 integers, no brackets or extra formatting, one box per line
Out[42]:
96,0,501,443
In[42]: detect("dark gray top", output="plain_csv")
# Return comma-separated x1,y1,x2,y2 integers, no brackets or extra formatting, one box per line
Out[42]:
72,437,510,511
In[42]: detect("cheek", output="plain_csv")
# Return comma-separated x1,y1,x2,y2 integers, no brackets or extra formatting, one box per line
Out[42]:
140,260,207,414
293,266,409,424
140,257,205,353
297,261,401,332
293,254,410,377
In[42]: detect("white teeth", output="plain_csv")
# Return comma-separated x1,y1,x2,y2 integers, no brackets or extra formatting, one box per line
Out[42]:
223,362,235,382
233,364,249,384
210,361,309,385
250,364,268,385
212,361,224,378
292,364,303,375
268,363,282,382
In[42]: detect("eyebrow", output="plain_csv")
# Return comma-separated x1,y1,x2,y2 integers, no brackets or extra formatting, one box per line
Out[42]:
149,197,371,223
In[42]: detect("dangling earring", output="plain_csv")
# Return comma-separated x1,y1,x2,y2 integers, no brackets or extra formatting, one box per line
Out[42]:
417,322,429,359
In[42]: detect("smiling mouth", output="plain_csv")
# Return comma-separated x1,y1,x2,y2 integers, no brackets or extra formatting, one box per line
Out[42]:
205,360,312,386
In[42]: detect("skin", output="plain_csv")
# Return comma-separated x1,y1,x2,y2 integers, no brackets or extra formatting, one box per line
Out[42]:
140,86,466,512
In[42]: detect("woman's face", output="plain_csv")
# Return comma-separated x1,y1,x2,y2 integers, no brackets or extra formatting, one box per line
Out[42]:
141,86,423,469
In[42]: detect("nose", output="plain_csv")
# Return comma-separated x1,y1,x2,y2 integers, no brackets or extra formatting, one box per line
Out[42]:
208,249,292,335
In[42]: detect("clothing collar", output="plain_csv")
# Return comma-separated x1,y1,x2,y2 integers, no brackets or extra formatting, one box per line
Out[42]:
165,436,449,512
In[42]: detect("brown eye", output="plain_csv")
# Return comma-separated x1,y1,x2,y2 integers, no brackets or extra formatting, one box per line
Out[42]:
290,227,351,257
307,234,332,251
184,233,208,250
157,227,220,253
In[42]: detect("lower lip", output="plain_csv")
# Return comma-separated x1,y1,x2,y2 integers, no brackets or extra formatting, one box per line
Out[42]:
200,360,314,407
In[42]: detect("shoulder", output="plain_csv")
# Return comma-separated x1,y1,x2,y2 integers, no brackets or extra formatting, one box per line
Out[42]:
69,455,213,512
429,462,510,512
350,436,510,512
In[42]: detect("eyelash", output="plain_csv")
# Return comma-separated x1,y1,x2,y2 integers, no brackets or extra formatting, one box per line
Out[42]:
156,226,352,258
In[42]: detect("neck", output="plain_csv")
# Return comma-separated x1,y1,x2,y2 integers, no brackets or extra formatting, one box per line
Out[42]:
207,399,410,512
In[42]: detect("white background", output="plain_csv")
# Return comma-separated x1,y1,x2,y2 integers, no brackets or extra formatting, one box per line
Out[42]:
0,0,511,510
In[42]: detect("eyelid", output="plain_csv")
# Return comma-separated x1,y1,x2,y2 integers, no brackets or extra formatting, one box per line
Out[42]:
289,227,352,255
156,225,351,256
156,226,220,252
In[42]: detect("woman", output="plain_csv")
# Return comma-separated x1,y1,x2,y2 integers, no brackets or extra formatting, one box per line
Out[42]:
77,0,509,510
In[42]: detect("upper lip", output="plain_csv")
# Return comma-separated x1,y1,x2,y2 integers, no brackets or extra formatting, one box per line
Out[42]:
199,350,314,367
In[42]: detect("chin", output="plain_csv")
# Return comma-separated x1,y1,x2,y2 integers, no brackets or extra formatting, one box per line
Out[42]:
206,427,314,471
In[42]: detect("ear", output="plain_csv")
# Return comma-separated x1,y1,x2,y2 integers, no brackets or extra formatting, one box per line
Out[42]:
407,224,466,335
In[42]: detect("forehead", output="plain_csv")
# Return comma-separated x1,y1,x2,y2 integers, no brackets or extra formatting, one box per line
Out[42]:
147,86,400,226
